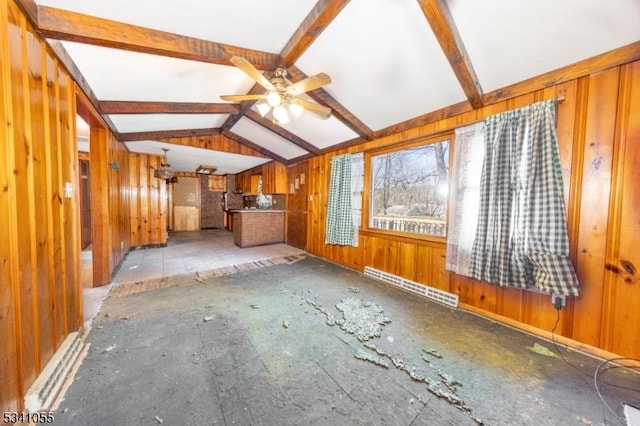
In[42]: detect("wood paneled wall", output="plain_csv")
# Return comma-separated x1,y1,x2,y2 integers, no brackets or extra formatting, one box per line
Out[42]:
1,0,81,410
286,162,309,250
89,127,132,285
128,153,167,247
302,61,640,359
158,134,269,158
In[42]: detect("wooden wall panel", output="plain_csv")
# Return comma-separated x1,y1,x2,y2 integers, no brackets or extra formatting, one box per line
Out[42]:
27,25,55,366
571,69,620,347
129,153,141,244
138,154,150,245
46,54,66,348
90,127,111,285
602,61,640,355
0,0,21,411
127,152,167,247
1,0,82,411
286,162,308,250
8,0,38,389
59,65,80,336
300,59,640,359
158,134,269,158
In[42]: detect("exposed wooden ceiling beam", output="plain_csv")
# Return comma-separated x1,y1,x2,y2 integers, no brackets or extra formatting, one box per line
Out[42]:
286,66,374,140
245,110,319,155
222,131,289,165
280,0,351,67
99,101,239,115
119,128,220,142
417,0,483,109
37,6,280,69
483,40,640,105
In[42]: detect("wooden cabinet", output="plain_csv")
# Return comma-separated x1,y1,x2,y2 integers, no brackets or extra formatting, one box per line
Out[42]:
234,162,287,194
262,161,287,194
250,174,261,194
207,175,226,192
234,171,252,193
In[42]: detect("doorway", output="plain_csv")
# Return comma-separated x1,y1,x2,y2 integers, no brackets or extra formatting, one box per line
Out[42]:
171,176,201,231
77,116,93,289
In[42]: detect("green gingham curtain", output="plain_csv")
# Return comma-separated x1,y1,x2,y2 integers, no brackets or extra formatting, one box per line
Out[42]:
469,100,580,296
325,154,357,246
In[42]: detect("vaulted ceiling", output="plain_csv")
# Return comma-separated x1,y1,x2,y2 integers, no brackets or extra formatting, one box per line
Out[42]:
20,0,640,174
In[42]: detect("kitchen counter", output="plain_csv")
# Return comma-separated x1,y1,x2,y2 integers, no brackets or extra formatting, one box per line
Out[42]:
232,209,285,247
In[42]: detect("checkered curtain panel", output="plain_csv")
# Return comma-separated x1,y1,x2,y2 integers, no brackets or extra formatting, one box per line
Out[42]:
468,100,580,296
325,153,357,246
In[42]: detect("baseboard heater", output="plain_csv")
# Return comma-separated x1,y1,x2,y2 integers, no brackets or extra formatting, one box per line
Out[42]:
24,331,87,412
363,266,459,308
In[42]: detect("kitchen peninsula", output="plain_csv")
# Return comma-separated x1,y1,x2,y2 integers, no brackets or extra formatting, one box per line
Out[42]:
233,209,285,248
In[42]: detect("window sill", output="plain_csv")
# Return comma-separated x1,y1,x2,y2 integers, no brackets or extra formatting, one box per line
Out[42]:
360,228,446,247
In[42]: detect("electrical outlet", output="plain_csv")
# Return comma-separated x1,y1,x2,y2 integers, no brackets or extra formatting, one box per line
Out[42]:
552,294,566,309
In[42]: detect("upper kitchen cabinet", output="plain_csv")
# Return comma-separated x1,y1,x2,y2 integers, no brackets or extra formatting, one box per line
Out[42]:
262,162,287,194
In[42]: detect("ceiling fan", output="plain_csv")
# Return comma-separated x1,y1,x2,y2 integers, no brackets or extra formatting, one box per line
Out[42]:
221,56,332,124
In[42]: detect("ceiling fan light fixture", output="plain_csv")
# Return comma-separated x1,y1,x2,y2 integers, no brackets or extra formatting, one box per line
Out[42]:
221,57,332,124
273,105,289,124
266,91,281,107
256,101,270,117
288,102,304,118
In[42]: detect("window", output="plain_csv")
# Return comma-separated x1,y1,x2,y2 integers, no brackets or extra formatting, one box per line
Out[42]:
368,139,450,237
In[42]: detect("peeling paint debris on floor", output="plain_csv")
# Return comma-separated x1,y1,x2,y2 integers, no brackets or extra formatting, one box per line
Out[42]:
296,290,479,421
334,297,391,341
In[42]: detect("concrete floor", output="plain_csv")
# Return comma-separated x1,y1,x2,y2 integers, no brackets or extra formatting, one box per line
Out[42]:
59,239,636,426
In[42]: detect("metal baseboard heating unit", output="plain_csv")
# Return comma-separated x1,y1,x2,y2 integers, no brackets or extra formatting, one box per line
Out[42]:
364,266,459,308
24,331,86,412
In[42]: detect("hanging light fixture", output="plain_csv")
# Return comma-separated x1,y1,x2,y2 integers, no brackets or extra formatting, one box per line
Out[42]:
154,148,177,182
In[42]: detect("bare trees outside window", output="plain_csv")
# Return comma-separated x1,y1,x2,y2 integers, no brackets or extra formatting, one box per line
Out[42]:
369,140,449,237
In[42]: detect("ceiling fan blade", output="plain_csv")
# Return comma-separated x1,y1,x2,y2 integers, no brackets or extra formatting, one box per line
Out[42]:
296,98,331,118
286,73,331,96
220,94,266,102
230,56,274,91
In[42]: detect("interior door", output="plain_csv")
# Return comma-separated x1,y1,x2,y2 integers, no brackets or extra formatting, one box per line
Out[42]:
172,176,200,231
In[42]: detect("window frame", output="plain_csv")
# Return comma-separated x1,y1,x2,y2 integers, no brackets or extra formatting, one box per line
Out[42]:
362,133,454,243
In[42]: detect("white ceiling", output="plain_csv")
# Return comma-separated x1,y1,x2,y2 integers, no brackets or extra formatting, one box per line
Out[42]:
36,0,640,175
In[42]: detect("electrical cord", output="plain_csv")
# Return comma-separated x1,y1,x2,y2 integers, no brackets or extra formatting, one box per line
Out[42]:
594,358,640,425
550,309,640,392
550,308,640,425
